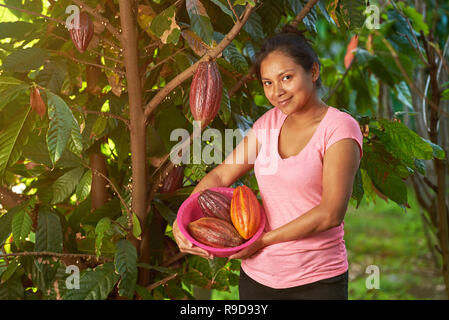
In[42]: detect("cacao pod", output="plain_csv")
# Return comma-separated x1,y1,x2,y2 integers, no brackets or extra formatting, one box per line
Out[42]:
189,61,222,128
159,165,185,194
30,87,46,118
69,12,94,53
188,217,244,248
198,189,232,223
230,185,261,240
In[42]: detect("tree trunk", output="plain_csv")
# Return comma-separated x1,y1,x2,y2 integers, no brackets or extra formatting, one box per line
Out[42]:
117,0,150,286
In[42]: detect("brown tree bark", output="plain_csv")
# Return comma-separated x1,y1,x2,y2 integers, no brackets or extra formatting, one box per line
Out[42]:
117,0,149,285
89,151,109,210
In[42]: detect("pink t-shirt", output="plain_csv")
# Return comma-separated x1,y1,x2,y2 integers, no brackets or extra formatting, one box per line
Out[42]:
241,106,363,289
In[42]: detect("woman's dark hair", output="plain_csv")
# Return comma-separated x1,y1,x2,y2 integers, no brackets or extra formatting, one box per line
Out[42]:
253,25,322,89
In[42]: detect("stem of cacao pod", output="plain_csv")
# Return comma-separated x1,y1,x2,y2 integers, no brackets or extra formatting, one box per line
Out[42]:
118,0,150,287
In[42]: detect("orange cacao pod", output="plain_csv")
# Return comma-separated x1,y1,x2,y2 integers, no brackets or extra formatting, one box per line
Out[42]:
68,12,94,53
189,61,222,128
230,185,261,240
197,189,231,223
188,217,244,248
159,165,185,194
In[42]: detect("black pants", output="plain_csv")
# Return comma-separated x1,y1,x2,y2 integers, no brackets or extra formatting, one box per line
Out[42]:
239,267,348,300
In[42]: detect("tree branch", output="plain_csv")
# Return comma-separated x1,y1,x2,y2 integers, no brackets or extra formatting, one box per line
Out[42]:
290,0,319,28
0,251,112,262
145,272,178,292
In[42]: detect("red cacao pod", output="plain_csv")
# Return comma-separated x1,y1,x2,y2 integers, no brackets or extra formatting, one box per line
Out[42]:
69,12,94,53
198,189,231,223
230,185,261,240
189,61,222,128
30,87,46,118
188,217,244,248
159,165,185,194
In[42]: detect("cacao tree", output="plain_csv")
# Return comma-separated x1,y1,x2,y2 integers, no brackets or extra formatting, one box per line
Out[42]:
0,0,447,300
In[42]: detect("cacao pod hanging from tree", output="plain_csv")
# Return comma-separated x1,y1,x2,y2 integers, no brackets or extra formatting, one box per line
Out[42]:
68,11,94,53
189,60,223,128
158,165,185,194
188,217,244,248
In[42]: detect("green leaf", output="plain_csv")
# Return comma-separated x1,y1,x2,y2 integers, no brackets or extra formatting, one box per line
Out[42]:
186,0,214,45
0,83,28,112
0,258,20,284
338,0,366,31
95,217,111,257
90,116,108,139
150,5,181,45
210,0,234,19
351,167,364,208
132,212,142,239
51,167,85,204
361,144,408,206
1,47,48,73
76,170,92,203
402,6,429,36
421,138,446,160
153,200,177,225
233,0,255,6
243,12,264,42
219,87,231,125
114,240,138,299
11,206,32,245
35,57,68,94
0,21,35,39
0,105,34,178
0,207,18,246
0,274,24,300
35,207,63,253
394,81,413,111
214,32,248,74
377,119,435,161
45,91,79,165
82,198,122,226
63,263,119,300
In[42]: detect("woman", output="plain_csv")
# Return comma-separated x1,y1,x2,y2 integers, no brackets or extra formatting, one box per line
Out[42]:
173,28,363,300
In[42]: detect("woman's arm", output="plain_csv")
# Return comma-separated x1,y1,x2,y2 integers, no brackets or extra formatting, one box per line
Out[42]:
229,138,361,259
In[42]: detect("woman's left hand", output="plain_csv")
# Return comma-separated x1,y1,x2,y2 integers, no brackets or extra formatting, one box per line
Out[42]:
229,232,267,260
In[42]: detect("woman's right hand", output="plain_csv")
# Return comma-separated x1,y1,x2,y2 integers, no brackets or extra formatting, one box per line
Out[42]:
172,218,214,259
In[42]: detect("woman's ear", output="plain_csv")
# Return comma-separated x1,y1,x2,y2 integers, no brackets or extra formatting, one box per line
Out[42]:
311,62,320,82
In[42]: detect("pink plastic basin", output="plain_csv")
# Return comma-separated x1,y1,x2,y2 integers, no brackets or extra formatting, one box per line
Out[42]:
177,187,266,257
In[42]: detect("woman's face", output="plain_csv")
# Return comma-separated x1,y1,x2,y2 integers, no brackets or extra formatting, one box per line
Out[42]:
260,50,318,115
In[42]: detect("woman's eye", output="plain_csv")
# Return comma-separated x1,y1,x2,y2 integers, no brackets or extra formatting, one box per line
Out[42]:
263,81,271,86
282,75,291,81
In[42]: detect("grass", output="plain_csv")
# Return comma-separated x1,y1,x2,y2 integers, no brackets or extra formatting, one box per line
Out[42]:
211,187,447,300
